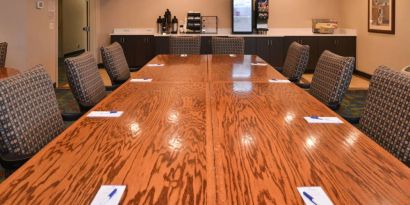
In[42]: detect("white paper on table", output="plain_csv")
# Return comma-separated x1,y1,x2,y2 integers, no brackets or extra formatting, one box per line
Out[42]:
87,111,124,118
229,54,237,57
251,63,268,66
268,79,291,83
297,187,334,205
91,185,126,205
180,54,188,57
146,63,164,67
130,78,153,83
304,117,344,124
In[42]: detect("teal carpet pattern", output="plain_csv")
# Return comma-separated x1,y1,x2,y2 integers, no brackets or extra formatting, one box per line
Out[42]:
337,90,368,120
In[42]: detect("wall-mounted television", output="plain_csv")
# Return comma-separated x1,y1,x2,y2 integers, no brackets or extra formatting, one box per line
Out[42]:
232,0,253,34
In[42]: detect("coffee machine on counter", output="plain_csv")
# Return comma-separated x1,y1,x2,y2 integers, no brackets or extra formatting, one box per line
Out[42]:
157,9,179,34
255,0,269,34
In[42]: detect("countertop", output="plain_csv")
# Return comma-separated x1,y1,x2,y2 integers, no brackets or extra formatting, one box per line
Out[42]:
110,28,357,37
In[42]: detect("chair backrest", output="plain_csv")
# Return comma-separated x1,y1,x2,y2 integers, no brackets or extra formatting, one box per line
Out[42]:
211,37,245,55
64,52,106,109
0,42,7,68
169,36,201,55
282,42,310,82
100,42,131,84
402,65,410,73
359,66,410,165
310,50,355,108
0,65,64,156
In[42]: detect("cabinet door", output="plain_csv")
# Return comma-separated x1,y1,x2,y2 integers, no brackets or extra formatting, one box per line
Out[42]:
318,36,357,64
244,37,256,55
201,36,212,54
133,36,156,67
155,36,170,54
111,35,137,67
146,36,156,61
269,38,284,67
256,38,271,64
284,37,318,72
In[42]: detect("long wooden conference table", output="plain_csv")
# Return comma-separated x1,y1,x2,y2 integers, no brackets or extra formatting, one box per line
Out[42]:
0,55,409,204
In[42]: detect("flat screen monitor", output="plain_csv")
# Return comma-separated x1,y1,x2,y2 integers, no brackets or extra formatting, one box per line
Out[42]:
232,0,253,33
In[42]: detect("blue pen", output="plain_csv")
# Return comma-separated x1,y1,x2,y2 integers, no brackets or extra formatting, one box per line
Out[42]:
310,116,321,120
303,191,318,205
110,111,117,114
108,188,117,199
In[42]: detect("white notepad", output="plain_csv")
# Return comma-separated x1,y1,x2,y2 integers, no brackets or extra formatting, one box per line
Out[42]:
146,63,164,67
180,54,188,57
268,79,291,83
87,111,124,118
304,117,343,124
251,63,268,66
130,78,153,82
229,54,237,57
297,187,334,205
91,185,126,205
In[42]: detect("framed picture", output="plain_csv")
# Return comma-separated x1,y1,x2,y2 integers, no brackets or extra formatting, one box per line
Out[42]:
368,0,395,34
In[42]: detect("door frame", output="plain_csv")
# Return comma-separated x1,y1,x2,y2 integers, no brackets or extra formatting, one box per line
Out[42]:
56,0,97,88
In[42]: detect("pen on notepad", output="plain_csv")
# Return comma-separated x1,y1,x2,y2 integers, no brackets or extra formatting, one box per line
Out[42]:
310,116,321,120
101,188,117,204
303,191,318,205
110,111,117,114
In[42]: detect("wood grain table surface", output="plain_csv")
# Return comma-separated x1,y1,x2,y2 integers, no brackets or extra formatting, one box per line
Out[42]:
208,55,283,82
0,67,20,79
132,55,208,82
0,55,408,205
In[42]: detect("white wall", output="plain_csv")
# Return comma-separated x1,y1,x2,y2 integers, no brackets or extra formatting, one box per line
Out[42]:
0,0,58,82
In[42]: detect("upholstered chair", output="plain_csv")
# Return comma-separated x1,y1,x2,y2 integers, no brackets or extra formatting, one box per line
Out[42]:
281,42,310,82
101,42,131,87
64,52,107,112
0,65,65,170
211,37,245,55
169,36,201,55
0,42,7,68
359,66,410,166
307,50,355,110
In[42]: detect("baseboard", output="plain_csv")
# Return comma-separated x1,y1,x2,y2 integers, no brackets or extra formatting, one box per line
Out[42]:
63,49,85,58
354,70,372,79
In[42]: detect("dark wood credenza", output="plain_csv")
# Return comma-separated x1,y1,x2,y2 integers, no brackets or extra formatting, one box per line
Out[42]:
111,34,356,72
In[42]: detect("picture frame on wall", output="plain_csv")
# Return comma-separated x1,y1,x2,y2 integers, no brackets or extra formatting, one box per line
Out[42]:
368,0,395,34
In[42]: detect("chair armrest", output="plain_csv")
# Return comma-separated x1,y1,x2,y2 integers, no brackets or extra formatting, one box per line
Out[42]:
105,85,119,92
342,116,361,124
274,67,283,73
327,103,340,111
295,82,311,89
0,153,32,170
61,112,83,121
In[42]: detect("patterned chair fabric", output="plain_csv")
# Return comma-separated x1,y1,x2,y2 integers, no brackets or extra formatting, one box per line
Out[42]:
211,37,245,55
64,52,107,108
359,66,410,165
169,36,201,55
101,42,131,84
282,42,310,82
309,50,355,108
0,65,64,156
0,42,7,68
